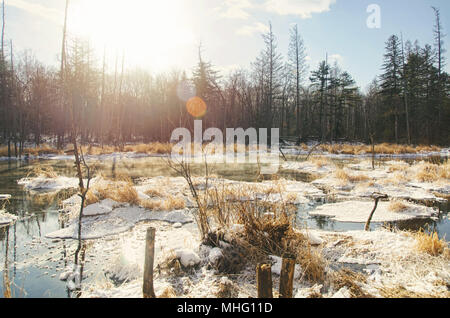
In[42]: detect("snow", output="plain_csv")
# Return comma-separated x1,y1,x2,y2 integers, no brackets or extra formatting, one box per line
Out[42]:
309,201,437,223
82,199,123,217
0,210,18,226
269,255,301,279
175,249,201,267
46,206,194,240
296,229,324,245
282,161,335,175
208,248,223,264
18,176,80,191
331,287,351,298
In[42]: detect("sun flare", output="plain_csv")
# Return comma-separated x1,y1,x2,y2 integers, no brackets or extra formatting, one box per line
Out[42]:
68,0,195,70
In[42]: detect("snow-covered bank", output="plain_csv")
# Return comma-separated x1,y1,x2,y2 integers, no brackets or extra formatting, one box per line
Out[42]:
18,176,80,192
309,201,438,223
0,210,18,226
76,223,449,298
46,202,194,240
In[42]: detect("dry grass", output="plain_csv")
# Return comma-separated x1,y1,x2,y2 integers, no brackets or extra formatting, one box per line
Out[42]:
144,188,164,198
319,143,441,155
414,230,448,257
297,243,327,283
140,195,185,211
0,144,63,157
382,172,410,186
26,165,58,178
159,285,177,298
330,268,372,298
388,200,409,213
334,168,369,184
388,163,409,173
415,163,441,182
162,195,186,210
411,160,449,183
379,285,449,298
87,178,140,206
124,143,173,155
310,156,332,168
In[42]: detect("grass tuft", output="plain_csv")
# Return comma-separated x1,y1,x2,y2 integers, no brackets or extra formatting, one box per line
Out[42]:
415,230,448,257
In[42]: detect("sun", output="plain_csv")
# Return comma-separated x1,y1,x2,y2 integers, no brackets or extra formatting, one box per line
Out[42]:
68,0,195,71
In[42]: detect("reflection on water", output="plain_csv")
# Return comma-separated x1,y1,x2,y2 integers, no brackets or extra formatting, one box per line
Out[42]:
0,155,448,298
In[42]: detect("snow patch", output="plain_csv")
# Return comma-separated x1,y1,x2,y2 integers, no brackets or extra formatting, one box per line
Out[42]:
309,201,437,223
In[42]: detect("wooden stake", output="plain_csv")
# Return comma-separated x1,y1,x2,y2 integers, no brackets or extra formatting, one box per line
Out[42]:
256,264,273,298
143,227,156,298
279,258,295,298
365,193,388,231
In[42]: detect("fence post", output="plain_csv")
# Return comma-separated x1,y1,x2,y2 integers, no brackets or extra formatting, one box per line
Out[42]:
256,263,273,298
143,227,156,298
279,258,295,298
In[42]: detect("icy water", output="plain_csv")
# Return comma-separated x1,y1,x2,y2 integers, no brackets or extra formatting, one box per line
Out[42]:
0,156,448,298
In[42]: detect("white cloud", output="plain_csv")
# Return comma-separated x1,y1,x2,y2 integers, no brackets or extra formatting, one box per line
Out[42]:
216,0,254,20
216,0,336,21
7,0,62,24
329,53,343,65
237,22,269,36
264,0,336,19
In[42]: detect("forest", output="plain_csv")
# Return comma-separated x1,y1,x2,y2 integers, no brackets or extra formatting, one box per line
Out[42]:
0,3,448,159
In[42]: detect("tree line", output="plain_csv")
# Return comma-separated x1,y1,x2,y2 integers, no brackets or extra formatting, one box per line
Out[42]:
0,2,448,158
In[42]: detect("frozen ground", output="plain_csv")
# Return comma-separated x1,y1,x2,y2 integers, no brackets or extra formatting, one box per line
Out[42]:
10,153,449,298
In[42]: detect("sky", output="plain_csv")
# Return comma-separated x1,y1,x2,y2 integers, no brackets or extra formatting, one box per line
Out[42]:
3,0,450,90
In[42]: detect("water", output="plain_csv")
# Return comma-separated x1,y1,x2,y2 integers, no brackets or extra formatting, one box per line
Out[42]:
0,156,448,298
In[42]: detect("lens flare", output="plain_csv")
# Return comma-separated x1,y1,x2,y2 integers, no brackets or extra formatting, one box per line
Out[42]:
186,97,207,118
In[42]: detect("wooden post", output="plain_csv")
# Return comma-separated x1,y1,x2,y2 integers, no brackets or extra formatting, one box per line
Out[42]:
143,227,156,298
279,258,295,298
256,264,273,298
365,193,388,231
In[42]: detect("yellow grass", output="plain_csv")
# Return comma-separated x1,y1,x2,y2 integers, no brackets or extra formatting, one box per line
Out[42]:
145,188,164,198
87,178,140,206
310,156,332,168
124,143,173,155
162,195,186,210
414,162,449,182
318,143,441,155
379,285,449,298
388,200,409,213
140,195,185,211
334,168,369,184
26,165,58,178
0,144,63,157
415,231,448,257
330,268,372,298
388,163,409,173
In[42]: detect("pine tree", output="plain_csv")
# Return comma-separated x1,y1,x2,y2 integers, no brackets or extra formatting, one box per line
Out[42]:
380,35,402,142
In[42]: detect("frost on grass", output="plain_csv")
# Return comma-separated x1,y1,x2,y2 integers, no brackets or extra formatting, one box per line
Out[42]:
0,210,18,226
309,201,437,223
320,229,449,298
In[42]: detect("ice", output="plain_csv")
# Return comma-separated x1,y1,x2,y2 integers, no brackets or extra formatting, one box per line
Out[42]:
309,200,437,223
18,176,80,191
46,206,194,240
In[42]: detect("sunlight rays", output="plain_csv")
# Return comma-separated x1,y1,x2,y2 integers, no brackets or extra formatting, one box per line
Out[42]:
68,0,195,70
